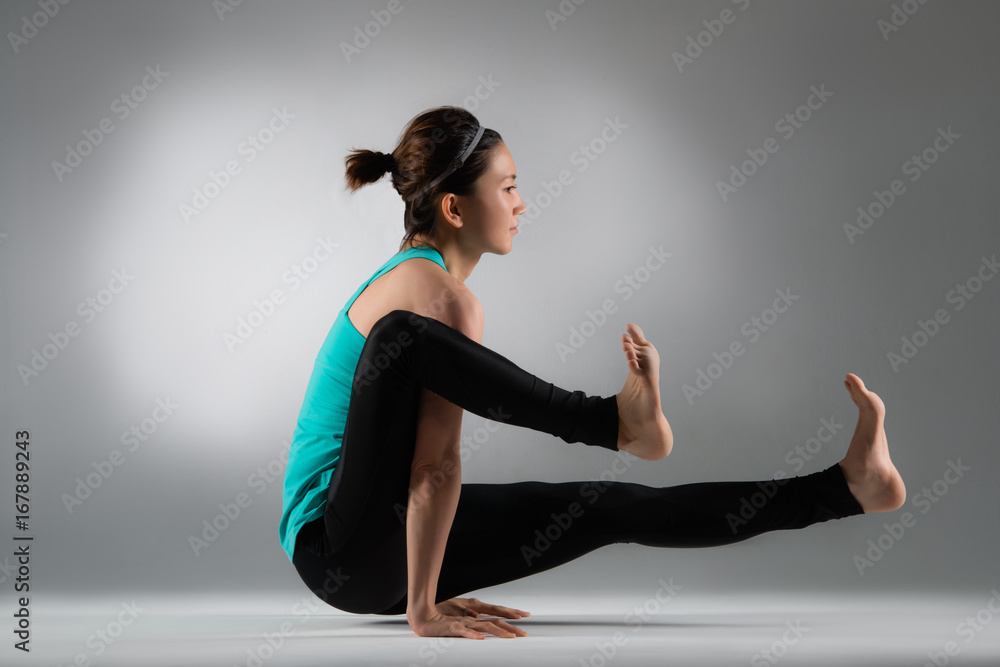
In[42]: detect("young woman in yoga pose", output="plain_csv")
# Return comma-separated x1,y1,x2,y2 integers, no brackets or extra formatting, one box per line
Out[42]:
278,106,906,640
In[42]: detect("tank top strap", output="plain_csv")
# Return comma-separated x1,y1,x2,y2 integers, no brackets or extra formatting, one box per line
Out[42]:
341,246,447,312
380,245,446,276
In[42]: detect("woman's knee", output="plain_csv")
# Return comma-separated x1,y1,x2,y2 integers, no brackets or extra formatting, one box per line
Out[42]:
353,311,427,391
368,309,429,342
371,596,407,616
303,566,402,615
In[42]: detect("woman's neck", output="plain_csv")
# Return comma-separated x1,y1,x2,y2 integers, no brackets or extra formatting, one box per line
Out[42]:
402,236,480,284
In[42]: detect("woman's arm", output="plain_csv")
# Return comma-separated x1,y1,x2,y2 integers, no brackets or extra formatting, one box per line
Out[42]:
405,293,484,628
405,389,465,624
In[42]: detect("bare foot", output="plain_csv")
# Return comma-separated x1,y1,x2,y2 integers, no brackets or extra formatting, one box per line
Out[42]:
838,373,906,513
616,323,673,460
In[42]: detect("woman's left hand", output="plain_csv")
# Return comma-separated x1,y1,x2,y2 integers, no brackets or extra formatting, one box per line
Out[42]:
435,597,531,620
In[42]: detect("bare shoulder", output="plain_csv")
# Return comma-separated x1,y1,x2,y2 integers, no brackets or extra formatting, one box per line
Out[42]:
348,255,481,341
398,259,483,340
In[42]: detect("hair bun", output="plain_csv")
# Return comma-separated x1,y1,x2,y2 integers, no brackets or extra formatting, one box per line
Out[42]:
379,152,397,174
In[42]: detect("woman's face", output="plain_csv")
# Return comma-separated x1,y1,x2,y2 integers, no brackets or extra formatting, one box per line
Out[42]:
449,142,526,255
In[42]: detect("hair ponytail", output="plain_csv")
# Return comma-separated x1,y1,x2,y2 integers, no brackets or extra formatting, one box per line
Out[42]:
344,149,396,191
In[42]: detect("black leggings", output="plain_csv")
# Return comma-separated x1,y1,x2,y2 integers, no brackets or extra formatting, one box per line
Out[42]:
291,310,864,616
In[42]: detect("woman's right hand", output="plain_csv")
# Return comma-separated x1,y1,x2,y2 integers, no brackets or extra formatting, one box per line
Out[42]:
408,608,528,639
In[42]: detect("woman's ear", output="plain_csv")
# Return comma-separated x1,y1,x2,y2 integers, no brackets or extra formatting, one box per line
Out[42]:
438,193,464,229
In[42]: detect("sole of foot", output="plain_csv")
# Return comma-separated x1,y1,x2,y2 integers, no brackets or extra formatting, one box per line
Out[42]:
838,373,906,513
616,322,673,461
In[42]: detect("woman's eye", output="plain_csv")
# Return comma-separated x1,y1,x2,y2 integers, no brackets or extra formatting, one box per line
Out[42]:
506,185,517,192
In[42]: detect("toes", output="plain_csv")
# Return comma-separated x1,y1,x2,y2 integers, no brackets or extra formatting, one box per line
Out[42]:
844,373,864,398
845,374,874,400
626,322,645,343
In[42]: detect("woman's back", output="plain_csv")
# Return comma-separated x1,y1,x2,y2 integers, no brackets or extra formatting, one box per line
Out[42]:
278,246,475,563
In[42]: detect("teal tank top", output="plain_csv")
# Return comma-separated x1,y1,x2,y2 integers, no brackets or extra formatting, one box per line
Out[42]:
278,246,447,563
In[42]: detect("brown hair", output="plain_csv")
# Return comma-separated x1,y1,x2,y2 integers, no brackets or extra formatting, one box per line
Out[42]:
344,105,503,251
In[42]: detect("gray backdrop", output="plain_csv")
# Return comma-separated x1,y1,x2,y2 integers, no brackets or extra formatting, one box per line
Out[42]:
1,0,997,609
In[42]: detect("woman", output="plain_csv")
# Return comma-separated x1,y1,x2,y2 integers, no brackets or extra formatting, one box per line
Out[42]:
279,106,906,640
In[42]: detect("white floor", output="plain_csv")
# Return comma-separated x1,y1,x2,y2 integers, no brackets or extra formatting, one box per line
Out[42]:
12,592,1000,666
